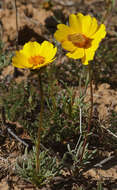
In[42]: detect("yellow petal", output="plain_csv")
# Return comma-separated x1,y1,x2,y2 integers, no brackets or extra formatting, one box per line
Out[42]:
82,58,89,65
21,41,41,58
62,40,76,51
66,48,84,59
85,48,95,60
82,23,106,65
91,24,106,39
77,13,84,21
54,24,72,42
57,24,71,31
38,41,57,62
77,14,92,36
45,48,57,63
12,51,31,69
88,17,98,37
32,58,56,69
89,24,106,52
82,47,95,65
69,14,82,33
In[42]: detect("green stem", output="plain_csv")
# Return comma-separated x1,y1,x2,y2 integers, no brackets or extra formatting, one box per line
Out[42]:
36,70,44,173
80,64,93,162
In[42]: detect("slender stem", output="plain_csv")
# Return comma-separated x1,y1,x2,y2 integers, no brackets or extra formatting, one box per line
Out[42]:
36,71,44,173
14,0,19,50
80,64,93,162
87,64,93,133
14,0,19,77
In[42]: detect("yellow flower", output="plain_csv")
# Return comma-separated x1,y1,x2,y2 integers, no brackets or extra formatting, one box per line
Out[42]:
12,41,57,69
54,13,106,65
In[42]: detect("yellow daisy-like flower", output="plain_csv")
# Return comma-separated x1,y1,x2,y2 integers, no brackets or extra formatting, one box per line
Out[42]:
12,41,57,69
54,13,106,65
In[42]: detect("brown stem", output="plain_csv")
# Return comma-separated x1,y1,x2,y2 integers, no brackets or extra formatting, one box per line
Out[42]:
14,0,19,50
36,70,44,173
14,0,19,77
80,64,93,162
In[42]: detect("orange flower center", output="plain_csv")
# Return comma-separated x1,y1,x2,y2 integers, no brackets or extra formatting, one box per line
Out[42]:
68,33,92,48
29,55,45,66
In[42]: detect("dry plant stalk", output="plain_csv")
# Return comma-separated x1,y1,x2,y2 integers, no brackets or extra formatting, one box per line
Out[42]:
36,71,44,173
80,64,93,162
14,0,19,50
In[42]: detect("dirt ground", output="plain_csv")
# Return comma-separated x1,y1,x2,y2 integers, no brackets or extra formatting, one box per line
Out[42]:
0,0,117,189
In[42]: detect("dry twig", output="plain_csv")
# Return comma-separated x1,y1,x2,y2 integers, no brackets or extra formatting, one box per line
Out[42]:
101,125,117,139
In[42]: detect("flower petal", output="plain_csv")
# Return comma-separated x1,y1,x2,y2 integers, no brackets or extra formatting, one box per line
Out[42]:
21,41,41,58
89,24,106,52
38,41,57,62
82,44,97,65
88,17,98,37
66,48,84,59
62,40,76,51
82,25,106,65
77,13,92,36
12,51,32,69
83,48,95,64
69,14,82,33
82,58,89,65
91,24,106,40
54,24,72,42
32,58,56,69
78,14,92,36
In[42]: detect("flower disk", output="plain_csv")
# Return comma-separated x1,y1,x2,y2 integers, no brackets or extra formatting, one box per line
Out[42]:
12,41,57,69
54,13,106,65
